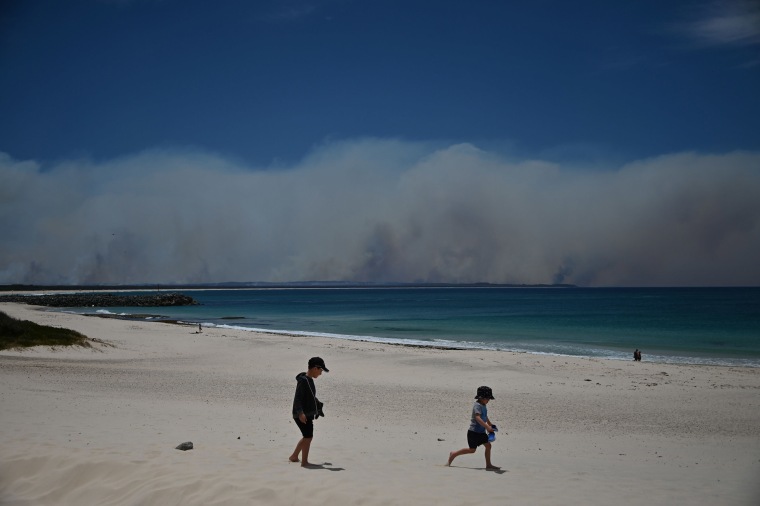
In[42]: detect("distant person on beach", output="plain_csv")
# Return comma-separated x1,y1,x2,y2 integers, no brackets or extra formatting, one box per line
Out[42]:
289,357,328,467
447,386,500,470
198,324,202,333
634,349,642,361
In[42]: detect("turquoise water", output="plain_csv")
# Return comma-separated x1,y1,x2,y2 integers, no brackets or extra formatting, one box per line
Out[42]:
81,287,760,367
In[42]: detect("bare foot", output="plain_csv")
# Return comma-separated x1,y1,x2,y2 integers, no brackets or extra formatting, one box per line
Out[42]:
447,452,455,466
289,456,299,463
486,465,501,470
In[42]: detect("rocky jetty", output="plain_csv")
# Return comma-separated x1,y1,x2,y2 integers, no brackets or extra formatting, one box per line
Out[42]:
0,292,198,307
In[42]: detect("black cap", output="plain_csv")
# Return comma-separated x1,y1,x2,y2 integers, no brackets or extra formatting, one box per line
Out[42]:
475,386,494,399
308,357,329,372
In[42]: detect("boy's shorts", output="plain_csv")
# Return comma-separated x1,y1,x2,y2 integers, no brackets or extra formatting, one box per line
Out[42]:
294,417,314,438
467,430,489,449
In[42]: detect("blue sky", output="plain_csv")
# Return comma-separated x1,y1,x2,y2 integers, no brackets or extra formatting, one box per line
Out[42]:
2,0,758,164
1,1,759,286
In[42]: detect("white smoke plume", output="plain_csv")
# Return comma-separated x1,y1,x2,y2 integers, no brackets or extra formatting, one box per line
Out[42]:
1,140,759,286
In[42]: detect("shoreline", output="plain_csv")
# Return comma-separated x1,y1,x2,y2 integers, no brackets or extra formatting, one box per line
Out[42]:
181,322,760,368
59,308,760,368
4,287,759,368
2,302,760,505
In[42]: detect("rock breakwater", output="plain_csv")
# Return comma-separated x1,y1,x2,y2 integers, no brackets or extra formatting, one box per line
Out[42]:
0,292,197,307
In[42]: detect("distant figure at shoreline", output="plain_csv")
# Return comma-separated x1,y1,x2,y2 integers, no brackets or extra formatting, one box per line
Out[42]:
634,349,642,361
198,323,202,333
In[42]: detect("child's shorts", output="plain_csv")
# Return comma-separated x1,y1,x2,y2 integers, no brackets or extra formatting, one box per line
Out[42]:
467,430,489,448
294,417,314,438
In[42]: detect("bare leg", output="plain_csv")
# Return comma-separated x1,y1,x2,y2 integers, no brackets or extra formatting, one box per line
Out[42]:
447,447,476,466
290,437,313,464
484,442,500,469
299,437,313,467
289,437,306,462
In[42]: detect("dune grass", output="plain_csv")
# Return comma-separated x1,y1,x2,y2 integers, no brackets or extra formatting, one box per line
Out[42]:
0,311,90,350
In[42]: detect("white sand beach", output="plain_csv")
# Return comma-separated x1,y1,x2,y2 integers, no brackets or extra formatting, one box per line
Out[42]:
1,302,759,505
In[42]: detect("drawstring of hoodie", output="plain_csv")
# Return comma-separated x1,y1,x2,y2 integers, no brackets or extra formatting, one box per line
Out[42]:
306,376,318,416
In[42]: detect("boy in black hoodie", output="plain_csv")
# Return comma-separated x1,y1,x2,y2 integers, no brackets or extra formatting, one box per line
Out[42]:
289,357,328,467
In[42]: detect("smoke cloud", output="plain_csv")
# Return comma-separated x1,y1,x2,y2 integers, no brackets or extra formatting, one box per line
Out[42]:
1,140,759,286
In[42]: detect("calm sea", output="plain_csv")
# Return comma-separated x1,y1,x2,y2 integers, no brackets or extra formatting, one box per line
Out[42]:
82,287,760,367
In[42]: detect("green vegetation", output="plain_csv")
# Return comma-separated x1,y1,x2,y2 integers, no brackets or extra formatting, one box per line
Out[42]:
0,311,90,350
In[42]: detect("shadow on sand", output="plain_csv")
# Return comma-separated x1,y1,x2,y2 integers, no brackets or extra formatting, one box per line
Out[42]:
445,465,507,475
302,462,345,471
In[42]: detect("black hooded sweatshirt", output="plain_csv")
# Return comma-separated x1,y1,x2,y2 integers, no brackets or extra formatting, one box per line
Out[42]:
292,372,323,420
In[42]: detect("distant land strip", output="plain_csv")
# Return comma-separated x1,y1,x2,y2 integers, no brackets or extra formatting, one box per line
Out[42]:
0,282,576,292
0,293,198,307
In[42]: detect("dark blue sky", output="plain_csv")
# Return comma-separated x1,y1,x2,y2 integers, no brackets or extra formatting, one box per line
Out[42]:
2,0,759,165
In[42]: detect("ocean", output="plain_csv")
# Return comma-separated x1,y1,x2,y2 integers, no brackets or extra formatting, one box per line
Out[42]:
79,287,760,367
